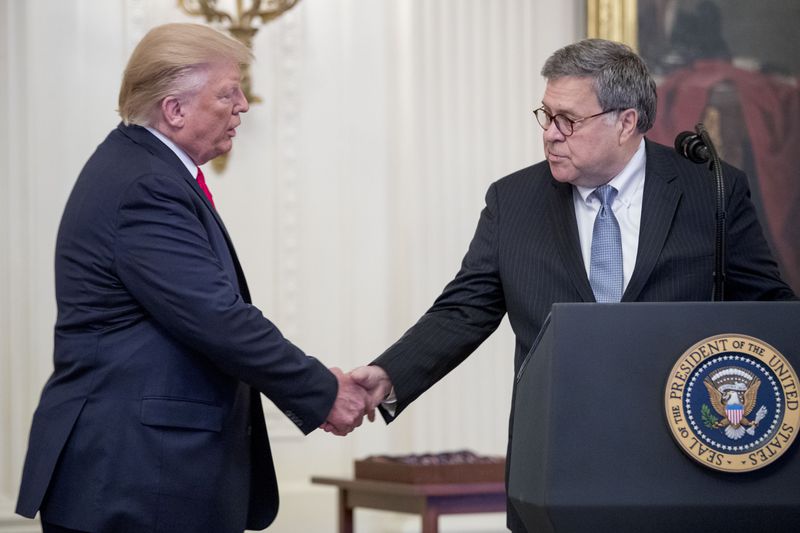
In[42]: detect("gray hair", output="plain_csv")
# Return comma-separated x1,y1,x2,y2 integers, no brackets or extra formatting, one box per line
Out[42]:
541,38,657,133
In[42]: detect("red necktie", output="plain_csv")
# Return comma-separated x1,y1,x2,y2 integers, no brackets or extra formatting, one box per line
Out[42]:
196,167,216,208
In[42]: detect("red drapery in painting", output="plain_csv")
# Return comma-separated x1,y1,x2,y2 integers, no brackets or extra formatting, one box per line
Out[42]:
649,59,800,292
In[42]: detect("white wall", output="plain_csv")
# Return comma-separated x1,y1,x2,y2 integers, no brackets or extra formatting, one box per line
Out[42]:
0,1,583,531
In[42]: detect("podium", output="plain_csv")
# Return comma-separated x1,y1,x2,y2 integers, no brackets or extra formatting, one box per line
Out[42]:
508,302,800,533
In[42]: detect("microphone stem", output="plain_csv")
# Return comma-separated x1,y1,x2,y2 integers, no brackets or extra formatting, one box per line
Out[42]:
697,124,726,301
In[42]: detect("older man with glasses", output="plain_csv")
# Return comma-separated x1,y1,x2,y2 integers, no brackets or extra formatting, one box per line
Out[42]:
345,38,795,532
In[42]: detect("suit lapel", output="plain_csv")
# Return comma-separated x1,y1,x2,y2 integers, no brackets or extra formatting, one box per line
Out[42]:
118,123,252,302
547,180,596,302
119,125,230,231
622,140,682,301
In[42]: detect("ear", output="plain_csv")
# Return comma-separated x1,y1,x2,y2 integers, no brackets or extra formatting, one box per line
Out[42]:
617,108,639,144
160,96,185,128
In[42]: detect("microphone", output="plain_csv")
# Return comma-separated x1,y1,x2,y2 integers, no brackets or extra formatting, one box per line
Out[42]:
675,131,710,164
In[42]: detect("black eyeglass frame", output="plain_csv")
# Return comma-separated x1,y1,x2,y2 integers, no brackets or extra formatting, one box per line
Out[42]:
533,107,624,136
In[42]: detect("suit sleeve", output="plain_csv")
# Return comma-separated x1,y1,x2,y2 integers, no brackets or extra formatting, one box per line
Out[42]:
112,173,336,433
724,167,797,300
373,183,507,420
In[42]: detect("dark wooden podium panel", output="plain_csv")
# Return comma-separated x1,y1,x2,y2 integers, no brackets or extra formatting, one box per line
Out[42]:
509,302,800,533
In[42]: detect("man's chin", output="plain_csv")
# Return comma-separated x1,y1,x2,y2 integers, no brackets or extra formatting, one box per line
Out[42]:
548,166,575,185
205,143,233,163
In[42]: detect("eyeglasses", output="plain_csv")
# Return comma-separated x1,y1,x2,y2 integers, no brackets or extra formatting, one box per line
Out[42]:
533,107,622,137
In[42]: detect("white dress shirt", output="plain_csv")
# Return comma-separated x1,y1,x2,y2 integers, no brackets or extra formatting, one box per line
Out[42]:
573,139,646,293
145,126,199,179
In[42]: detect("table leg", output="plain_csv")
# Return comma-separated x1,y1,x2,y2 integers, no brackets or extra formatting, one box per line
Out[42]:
421,506,439,533
337,488,353,533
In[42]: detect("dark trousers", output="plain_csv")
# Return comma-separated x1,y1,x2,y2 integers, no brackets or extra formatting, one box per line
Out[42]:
41,521,92,533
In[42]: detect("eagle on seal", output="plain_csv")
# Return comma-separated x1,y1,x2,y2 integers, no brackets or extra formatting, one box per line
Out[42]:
704,375,762,440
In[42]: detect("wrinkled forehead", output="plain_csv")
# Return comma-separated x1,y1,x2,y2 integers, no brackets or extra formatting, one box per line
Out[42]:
542,76,600,113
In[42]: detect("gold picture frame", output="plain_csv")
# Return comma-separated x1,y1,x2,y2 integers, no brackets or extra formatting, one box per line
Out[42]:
586,0,800,296
586,0,638,49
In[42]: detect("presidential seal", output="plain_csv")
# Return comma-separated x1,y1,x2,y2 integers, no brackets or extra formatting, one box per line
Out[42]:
664,334,799,473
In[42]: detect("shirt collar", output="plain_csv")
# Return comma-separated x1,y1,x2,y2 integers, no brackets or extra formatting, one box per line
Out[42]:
144,126,199,179
575,138,646,206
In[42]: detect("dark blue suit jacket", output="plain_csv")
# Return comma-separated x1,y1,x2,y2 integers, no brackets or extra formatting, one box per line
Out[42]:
373,139,796,531
16,124,337,532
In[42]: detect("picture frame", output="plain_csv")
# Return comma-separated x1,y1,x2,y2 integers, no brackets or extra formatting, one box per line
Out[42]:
587,0,800,294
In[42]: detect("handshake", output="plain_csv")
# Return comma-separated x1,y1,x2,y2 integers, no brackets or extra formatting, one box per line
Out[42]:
321,365,394,436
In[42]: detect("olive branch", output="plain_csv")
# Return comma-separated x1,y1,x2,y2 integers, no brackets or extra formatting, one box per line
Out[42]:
701,404,719,429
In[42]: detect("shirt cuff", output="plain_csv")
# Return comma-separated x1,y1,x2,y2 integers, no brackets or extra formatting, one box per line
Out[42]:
381,387,397,417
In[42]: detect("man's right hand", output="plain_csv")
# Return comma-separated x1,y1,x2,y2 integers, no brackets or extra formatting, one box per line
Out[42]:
322,367,368,436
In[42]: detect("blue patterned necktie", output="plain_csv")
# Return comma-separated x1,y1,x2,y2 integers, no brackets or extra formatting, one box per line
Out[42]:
589,184,623,302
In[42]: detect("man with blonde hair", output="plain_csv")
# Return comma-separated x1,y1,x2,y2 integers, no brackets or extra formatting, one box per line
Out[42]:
15,23,366,533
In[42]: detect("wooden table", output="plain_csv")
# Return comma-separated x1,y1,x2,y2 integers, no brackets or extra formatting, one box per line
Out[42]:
311,476,506,533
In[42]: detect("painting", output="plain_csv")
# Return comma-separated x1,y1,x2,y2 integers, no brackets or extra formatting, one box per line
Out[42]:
588,0,800,294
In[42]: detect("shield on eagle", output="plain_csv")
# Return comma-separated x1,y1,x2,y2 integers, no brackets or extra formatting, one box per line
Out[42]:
726,403,743,425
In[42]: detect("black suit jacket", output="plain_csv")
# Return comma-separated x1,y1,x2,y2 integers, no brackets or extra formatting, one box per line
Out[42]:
373,139,795,530
16,124,336,532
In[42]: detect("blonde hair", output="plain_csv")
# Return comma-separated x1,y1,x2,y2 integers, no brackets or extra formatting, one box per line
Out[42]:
118,23,252,126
